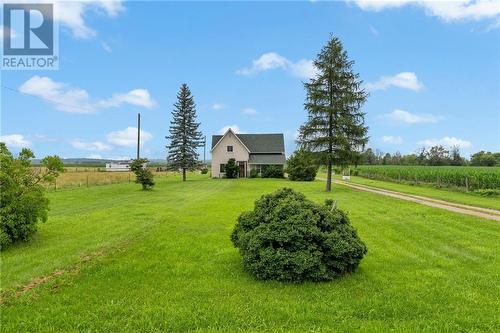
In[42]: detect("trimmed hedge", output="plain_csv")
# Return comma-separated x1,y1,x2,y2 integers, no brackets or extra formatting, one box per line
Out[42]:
231,188,367,282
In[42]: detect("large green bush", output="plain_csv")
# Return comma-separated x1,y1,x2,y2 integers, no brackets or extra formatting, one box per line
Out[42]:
0,143,63,249
231,188,367,282
261,165,284,178
286,149,318,181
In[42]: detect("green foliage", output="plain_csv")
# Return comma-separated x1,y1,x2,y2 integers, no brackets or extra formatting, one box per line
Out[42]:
0,143,63,249
249,169,259,178
472,189,500,197
261,165,284,178
297,36,368,191
200,167,208,175
470,151,499,167
287,149,318,181
231,188,367,282
166,84,204,181
355,165,500,190
361,146,469,166
130,158,155,190
225,158,239,179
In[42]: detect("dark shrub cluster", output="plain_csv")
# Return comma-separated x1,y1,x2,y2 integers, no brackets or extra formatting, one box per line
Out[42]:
200,167,209,175
231,188,367,282
225,158,239,178
250,169,259,178
261,165,284,178
286,149,318,181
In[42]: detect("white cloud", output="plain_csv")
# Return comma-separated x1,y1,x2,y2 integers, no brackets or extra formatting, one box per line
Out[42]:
350,0,500,24
19,76,156,113
212,103,225,110
106,127,152,147
99,89,157,109
383,109,441,124
0,134,31,148
19,76,95,113
418,136,472,149
382,135,403,144
366,72,424,92
242,108,258,116
71,139,111,151
218,125,243,134
237,52,317,79
54,0,125,39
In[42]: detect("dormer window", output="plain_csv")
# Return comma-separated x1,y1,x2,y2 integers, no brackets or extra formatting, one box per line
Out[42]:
227,145,233,152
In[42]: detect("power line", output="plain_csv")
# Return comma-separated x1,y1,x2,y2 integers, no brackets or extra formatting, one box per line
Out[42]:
1,84,96,113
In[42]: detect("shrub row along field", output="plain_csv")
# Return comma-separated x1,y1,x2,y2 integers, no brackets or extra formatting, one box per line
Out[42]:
354,165,500,191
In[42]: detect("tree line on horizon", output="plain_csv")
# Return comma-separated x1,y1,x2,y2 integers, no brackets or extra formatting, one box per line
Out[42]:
358,147,500,167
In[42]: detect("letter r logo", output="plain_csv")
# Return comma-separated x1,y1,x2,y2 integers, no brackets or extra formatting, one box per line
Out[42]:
3,3,54,55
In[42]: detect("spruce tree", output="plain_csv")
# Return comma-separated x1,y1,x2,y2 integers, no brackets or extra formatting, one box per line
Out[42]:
298,36,368,191
166,84,204,181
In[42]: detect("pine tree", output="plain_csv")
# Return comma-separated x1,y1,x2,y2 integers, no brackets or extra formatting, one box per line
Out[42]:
298,36,368,192
166,84,204,181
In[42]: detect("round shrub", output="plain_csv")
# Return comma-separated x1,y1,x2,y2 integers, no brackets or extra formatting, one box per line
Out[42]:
231,188,367,282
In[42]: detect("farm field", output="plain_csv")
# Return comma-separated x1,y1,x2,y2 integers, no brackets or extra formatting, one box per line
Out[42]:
331,175,500,211
354,165,500,191
1,175,499,332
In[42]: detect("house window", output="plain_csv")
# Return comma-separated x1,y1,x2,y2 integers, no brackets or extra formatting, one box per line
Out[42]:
220,164,226,173
227,145,233,152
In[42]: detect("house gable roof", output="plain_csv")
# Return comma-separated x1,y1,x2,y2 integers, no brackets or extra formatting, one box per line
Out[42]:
211,131,285,153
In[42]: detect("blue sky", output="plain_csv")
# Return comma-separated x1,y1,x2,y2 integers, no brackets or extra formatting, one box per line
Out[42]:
1,0,499,160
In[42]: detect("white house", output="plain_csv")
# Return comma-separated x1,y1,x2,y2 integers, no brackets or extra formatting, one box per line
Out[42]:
211,129,285,178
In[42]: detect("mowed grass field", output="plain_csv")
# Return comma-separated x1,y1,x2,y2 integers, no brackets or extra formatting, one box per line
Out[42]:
1,175,499,332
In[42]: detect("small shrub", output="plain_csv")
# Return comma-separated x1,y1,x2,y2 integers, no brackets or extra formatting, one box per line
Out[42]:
231,188,367,282
250,169,259,178
286,149,318,181
261,165,284,178
201,167,209,175
130,158,155,190
225,158,239,179
473,189,500,197
0,143,63,249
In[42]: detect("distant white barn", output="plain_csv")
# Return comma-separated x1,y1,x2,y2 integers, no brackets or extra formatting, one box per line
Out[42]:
105,161,132,172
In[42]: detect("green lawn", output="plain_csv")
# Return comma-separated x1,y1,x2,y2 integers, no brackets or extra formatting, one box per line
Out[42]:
1,175,499,332
328,174,500,211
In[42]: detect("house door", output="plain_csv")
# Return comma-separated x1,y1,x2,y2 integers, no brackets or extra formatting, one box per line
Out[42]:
238,162,246,178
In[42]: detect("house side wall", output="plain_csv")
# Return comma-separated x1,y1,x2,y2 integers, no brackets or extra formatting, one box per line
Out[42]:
211,132,249,178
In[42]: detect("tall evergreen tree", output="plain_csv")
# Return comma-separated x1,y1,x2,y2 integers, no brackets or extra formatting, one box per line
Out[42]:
166,84,203,181
298,36,368,191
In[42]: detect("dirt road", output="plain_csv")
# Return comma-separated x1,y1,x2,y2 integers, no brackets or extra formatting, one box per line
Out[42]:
318,178,500,221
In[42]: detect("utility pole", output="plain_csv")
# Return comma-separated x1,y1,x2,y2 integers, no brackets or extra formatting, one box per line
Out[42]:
137,113,141,159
